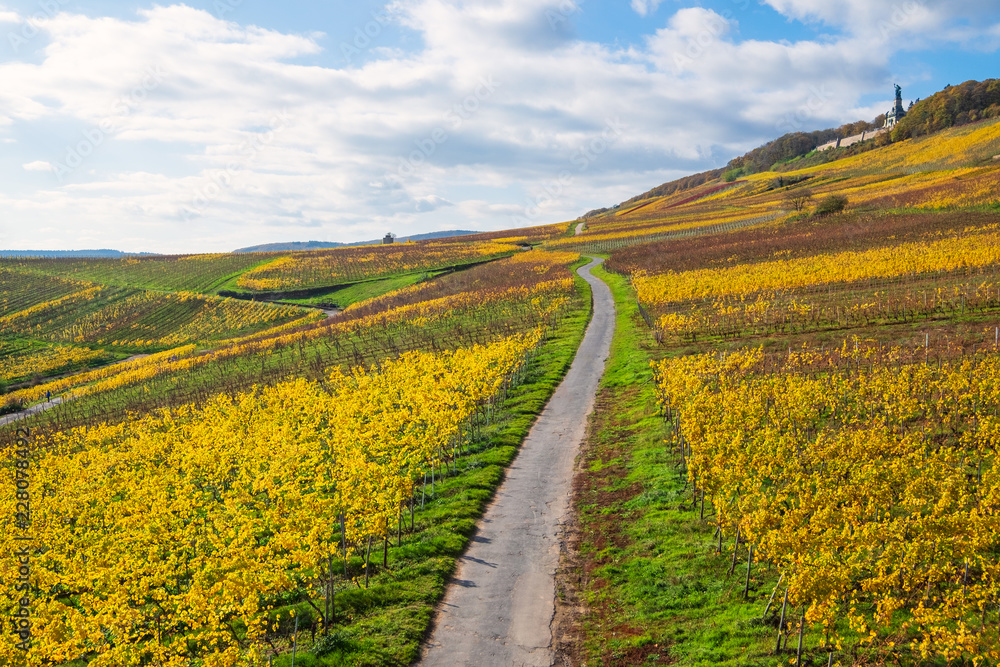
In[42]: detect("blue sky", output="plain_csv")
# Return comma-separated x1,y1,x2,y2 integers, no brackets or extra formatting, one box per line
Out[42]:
1,0,998,253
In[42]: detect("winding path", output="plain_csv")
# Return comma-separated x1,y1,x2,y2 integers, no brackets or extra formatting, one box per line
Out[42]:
0,397,63,428
419,257,614,667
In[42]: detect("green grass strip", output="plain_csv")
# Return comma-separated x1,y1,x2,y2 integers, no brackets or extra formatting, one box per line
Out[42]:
568,263,778,666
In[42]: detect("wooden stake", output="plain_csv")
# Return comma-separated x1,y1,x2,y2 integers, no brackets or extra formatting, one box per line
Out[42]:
795,612,805,667
364,535,373,588
339,513,347,577
729,527,741,576
762,573,784,619
744,545,754,598
328,553,334,629
775,589,788,654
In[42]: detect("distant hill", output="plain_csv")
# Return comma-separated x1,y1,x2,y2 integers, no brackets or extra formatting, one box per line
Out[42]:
232,240,350,253
0,249,157,258
233,230,480,254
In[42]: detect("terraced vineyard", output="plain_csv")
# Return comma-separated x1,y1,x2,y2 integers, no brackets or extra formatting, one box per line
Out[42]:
233,240,520,292
0,242,588,666
8,252,271,293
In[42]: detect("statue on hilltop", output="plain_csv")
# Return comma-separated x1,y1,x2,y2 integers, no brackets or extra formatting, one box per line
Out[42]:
884,84,907,129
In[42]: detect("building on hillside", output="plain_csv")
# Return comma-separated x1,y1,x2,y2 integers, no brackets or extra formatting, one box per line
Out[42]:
884,84,907,129
818,86,904,152
382,233,395,245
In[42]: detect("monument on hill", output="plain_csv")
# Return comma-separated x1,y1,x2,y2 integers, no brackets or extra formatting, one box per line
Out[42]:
884,84,907,129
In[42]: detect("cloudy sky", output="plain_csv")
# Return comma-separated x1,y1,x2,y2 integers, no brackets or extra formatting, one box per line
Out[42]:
0,0,997,253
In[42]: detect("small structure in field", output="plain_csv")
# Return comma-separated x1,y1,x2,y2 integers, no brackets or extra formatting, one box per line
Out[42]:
382,233,396,245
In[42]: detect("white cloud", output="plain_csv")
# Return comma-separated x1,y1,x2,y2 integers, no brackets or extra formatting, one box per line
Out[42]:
22,160,54,172
761,0,998,43
0,10,19,23
0,0,997,253
414,195,454,212
631,0,664,17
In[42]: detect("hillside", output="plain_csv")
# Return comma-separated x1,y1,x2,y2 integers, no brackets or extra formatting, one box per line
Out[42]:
3,80,1000,667
892,78,1000,140
551,97,1000,666
592,78,998,218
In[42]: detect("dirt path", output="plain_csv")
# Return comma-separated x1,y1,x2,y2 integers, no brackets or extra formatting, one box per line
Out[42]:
418,257,614,667
575,222,585,235
0,397,64,428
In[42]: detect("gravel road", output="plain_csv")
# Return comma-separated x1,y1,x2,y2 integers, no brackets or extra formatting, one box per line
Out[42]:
418,256,614,667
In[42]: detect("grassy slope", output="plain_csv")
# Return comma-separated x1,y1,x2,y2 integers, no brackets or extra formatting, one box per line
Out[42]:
263,259,594,666
564,263,778,666
279,272,443,309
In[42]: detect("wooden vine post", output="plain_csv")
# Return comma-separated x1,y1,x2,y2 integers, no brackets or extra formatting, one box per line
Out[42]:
775,589,788,654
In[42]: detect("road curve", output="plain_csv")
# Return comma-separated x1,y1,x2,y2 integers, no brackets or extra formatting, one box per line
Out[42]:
0,397,63,429
418,256,614,667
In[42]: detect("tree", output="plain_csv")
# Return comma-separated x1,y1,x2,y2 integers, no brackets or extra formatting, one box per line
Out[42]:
783,188,814,213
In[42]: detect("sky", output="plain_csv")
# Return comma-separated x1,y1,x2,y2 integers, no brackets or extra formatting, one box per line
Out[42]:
0,0,998,253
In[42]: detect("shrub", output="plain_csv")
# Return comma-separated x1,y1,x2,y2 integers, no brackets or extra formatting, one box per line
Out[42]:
814,194,848,216
723,167,747,182
0,399,25,416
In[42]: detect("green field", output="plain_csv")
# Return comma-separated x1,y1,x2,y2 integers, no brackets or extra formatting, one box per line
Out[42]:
278,271,445,309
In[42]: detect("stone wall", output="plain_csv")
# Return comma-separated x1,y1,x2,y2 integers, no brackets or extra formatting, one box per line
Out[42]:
817,127,888,152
